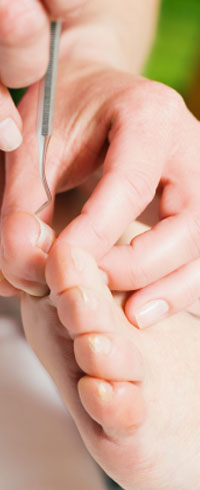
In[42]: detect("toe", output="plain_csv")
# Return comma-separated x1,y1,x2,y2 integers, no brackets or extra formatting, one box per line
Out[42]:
56,286,115,338
74,332,144,381
1,211,55,295
46,243,111,299
78,376,146,440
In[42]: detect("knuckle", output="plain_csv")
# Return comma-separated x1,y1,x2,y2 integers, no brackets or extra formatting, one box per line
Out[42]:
150,82,185,123
119,170,155,213
119,80,185,126
128,252,150,289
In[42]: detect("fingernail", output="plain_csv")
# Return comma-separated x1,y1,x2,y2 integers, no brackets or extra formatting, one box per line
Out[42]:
88,335,111,354
78,287,98,311
0,118,22,151
34,215,55,254
98,381,113,401
135,299,169,328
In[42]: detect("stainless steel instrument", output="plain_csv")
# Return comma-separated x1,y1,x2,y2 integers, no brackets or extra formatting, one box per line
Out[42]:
36,20,61,215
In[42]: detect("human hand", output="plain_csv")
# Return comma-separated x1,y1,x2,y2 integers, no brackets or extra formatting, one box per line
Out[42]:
0,0,88,88
0,0,89,154
1,61,200,323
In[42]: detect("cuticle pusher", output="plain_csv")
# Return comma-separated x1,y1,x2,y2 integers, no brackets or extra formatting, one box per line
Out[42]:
36,20,61,215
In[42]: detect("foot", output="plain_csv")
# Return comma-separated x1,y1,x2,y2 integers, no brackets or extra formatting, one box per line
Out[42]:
21,226,200,490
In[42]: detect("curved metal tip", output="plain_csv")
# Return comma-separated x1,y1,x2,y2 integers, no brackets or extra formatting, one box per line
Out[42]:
35,135,52,215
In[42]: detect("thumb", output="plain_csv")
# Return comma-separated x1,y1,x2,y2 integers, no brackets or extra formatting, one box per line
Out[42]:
0,85,57,295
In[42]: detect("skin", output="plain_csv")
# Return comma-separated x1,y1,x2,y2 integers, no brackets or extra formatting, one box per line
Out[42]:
21,188,200,490
0,0,157,148
1,0,200,329
1,60,200,323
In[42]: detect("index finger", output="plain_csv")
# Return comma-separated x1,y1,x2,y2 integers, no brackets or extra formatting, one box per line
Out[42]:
56,84,172,261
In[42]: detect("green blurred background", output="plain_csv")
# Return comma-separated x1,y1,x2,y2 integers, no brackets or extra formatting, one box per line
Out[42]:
144,0,200,117
11,0,200,119
10,0,200,488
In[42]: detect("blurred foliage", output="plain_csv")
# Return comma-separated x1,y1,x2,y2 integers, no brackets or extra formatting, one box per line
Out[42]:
10,88,26,105
144,0,200,96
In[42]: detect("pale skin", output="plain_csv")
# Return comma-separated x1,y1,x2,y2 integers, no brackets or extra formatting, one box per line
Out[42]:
21,187,200,490
0,0,156,150
1,1,200,329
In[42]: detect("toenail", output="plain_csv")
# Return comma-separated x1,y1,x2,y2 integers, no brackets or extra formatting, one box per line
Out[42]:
135,299,169,328
78,287,98,310
98,381,113,401
71,248,86,271
34,215,55,254
88,335,111,354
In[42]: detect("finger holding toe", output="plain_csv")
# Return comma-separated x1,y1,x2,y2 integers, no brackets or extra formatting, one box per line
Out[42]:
78,377,146,440
74,333,144,381
46,243,111,299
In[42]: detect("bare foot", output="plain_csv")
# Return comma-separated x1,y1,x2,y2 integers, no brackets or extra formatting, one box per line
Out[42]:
21,226,200,490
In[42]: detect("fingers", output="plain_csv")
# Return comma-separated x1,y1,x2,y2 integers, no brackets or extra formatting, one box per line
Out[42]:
0,84,22,151
0,154,20,297
56,81,175,261
43,0,87,17
0,0,49,87
0,85,59,295
125,258,200,328
100,213,199,291
1,212,55,295
78,377,145,440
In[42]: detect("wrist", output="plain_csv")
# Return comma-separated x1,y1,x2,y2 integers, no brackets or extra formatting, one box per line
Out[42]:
60,23,128,74
60,1,160,75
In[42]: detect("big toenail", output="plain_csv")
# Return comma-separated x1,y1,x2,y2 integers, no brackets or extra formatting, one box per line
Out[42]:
135,299,169,328
88,335,111,354
98,381,113,401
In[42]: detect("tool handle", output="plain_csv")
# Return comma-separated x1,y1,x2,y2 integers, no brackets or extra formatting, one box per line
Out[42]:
41,20,61,136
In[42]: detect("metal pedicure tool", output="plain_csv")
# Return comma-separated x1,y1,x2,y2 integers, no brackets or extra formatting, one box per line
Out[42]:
36,20,62,215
